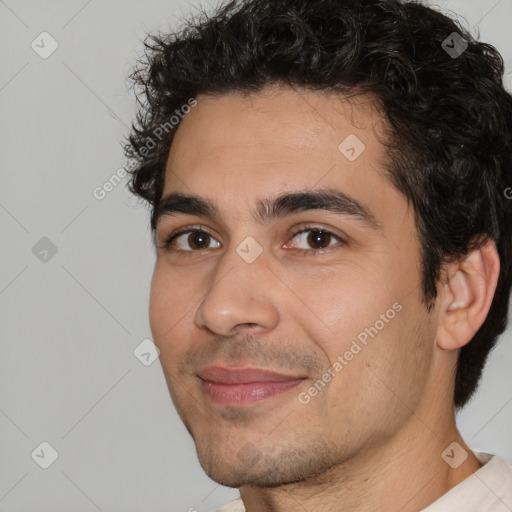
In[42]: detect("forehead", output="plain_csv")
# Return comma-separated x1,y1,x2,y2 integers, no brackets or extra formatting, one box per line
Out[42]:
167,86,387,169
161,85,404,226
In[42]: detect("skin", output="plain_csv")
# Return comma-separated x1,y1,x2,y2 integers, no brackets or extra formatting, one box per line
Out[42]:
149,84,500,511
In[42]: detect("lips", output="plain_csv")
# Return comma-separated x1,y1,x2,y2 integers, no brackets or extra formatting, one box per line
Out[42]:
197,366,307,406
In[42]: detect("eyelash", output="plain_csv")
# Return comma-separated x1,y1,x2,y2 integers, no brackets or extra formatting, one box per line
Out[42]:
158,224,346,256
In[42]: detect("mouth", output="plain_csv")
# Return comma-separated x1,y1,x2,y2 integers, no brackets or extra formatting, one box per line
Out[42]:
197,366,307,406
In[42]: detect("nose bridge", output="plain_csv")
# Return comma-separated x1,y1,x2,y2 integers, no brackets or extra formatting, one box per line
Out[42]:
194,236,280,335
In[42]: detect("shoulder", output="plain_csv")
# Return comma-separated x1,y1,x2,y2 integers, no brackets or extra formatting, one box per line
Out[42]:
422,452,512,511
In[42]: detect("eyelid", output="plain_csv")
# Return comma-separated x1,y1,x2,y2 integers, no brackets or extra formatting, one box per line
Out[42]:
285,223,346,252
158,224,219,251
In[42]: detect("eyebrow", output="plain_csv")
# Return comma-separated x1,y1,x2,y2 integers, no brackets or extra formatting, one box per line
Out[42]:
154,188,382,231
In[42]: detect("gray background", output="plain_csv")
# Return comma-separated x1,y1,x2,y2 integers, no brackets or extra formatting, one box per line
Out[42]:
1,0,511,511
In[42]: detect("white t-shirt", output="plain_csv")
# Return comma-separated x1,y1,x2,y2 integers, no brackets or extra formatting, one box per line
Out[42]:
213,452,512,511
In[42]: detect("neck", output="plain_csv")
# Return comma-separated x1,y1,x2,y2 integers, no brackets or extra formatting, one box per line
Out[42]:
239,410,481,512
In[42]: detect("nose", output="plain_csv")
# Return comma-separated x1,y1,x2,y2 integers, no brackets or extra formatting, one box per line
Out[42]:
194,243,280,337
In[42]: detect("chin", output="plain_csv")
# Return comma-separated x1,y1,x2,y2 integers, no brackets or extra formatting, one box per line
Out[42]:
195,438,346,488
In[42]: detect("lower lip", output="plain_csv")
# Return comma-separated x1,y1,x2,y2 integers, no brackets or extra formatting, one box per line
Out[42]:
200,379,304,406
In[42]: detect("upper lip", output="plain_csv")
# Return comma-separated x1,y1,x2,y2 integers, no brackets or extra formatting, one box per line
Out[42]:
197,366,307,384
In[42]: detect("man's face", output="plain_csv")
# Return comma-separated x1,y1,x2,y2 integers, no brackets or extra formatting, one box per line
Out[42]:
149,86,439,487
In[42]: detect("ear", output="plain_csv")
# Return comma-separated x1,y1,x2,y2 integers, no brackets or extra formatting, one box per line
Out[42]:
437,238,500,351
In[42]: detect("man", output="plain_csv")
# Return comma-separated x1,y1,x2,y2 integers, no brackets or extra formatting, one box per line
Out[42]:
124,0,512,510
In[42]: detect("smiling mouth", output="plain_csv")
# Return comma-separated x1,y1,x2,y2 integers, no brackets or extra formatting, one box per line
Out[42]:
197,366,307,406
200,379,305,405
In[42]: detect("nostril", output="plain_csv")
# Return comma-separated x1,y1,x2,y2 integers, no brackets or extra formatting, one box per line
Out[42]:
233,322,258,331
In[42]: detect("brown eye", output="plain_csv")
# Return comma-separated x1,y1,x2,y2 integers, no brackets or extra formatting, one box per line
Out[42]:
187,231,210,250
290,228,341,251
166,230,221,251
306,230,333,249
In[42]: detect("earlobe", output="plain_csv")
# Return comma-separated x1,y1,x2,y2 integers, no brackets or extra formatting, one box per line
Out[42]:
437,240,500,351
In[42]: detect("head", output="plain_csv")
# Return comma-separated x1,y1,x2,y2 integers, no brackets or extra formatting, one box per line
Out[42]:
124,0,512,488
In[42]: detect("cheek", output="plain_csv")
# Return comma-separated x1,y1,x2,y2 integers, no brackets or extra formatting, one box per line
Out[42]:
149,262,200,348
326,299,434,428
293,264,424,399
288,262,396,350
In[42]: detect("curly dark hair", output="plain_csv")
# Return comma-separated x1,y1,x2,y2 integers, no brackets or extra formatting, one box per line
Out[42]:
123,0,512,409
